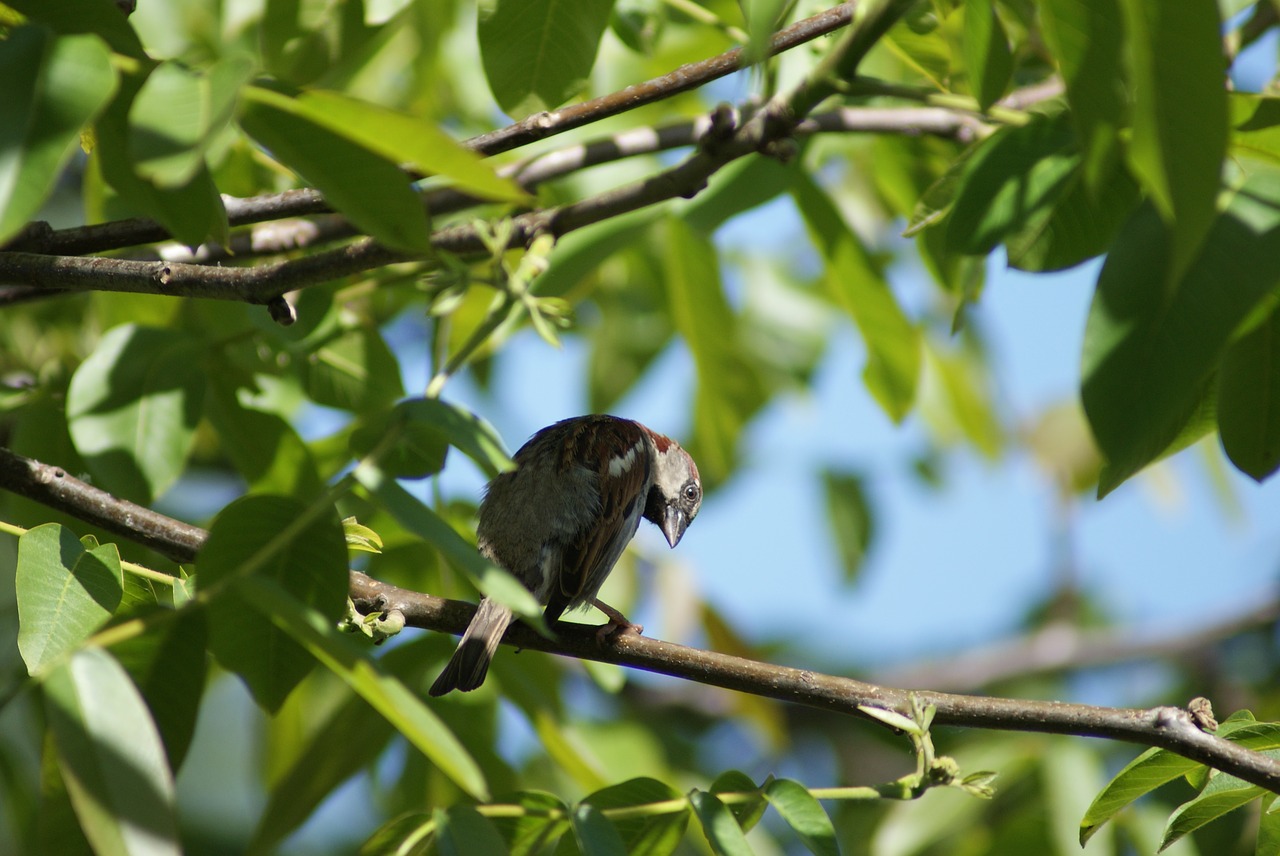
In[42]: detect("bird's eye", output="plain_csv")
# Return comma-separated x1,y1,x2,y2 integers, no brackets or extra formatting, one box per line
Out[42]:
683,484,700,501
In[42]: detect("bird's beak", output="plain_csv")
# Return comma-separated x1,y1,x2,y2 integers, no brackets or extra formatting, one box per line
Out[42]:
660,507,688,548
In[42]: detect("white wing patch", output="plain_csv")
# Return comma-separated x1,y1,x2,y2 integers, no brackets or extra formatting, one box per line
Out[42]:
607,444,640,477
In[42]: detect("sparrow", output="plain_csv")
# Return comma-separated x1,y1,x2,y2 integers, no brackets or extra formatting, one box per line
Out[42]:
429,415,702,696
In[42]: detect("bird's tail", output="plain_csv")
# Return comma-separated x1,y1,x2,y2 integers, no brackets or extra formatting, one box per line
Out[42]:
428,598,514,696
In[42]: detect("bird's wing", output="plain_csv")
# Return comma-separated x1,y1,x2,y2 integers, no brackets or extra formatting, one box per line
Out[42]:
545,417,652,621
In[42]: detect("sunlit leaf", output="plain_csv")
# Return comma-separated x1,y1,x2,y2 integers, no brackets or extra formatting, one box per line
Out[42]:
16,524,122,675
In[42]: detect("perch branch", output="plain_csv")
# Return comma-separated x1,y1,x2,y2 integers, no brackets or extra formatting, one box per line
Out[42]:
2,445,1280,793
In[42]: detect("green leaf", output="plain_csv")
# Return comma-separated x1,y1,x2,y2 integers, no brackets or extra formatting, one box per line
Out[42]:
1119,0,1227,276
0,27,116,245
573,803,629,856
490,791,573,855
4,0,146,59
44,647,181,856
292,90,530,203
742,0,788,67
239,85,432,253
1231,94,1280,167
128,55,255,188
944,114,1080,256
351,398,512,480
297,324,405,411
820,470,874,585
1040,0,1125,192
110,606,208,771
66,324,207,505
925,343,1003,458
963,0,1012,110
436,805,507,856
1160,773,1263,851
690,790,754,856
204,381,325,499
478,0,616,117
1005,160,1141,272
662,218,766,485
583,777,689,856
1259,794,1280,856
354,465,547,631
793,172,920,422
95,75,231,249
1079,747,1199,845
16,524,122,675
200,495,349,711
1218,301,1280,481
237,575,489,799
764,779,840,856
711,771,765,832
248,640,437,855
682,147,800,236
1082,166,1280,493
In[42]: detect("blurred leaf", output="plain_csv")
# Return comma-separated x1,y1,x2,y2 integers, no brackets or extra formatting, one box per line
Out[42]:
963,0,1011,110
110,606,208,771
66,325,206,505
1119,0,1226,277
1042,742,1111,856
489,791,572,856
200,495,348,711
1005,161,1140,272
292,90,530,203
1231,94,1280,166
298,324,405,411
239,85,432,253
0,27,116,245
583,777,689,856
1259,795,1280,856
690,790,753,856
763,779,840,856
700,605,788,750
793,172,920,422
587,248,673,413
205,381,325,499
1218,301,1280,481
743,0,788,66
238,574,489,799
1040,0,1125,192
4,0,145,58
94,75,231,248
16,524,122,675
436,805,507,856
662,217,766,485
925,343,1002,457
1080,747,1199,845
342,517,384,553
944,115,1079,256
611,0,664,54
44,647,181,856
128,55,254,188
820,469,874,584
711,771,766,831
573,803,629,856
248,640,441,855
478,0,616,117
363,398,513,480
1083,166,1280,493
683,156,799,236
1160,772,1262,851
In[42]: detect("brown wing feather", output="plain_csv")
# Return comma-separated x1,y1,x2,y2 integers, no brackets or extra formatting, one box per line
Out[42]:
544,417,651,621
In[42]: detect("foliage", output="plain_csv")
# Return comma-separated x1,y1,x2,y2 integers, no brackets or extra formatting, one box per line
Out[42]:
2,0,1280,854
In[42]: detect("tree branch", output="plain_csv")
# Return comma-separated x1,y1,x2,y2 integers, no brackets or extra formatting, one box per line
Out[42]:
2,444,1280,793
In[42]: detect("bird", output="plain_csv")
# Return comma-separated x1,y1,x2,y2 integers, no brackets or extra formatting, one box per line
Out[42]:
428,415,702,696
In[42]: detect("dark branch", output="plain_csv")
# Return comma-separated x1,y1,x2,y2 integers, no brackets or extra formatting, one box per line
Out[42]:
3,444,1280,794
